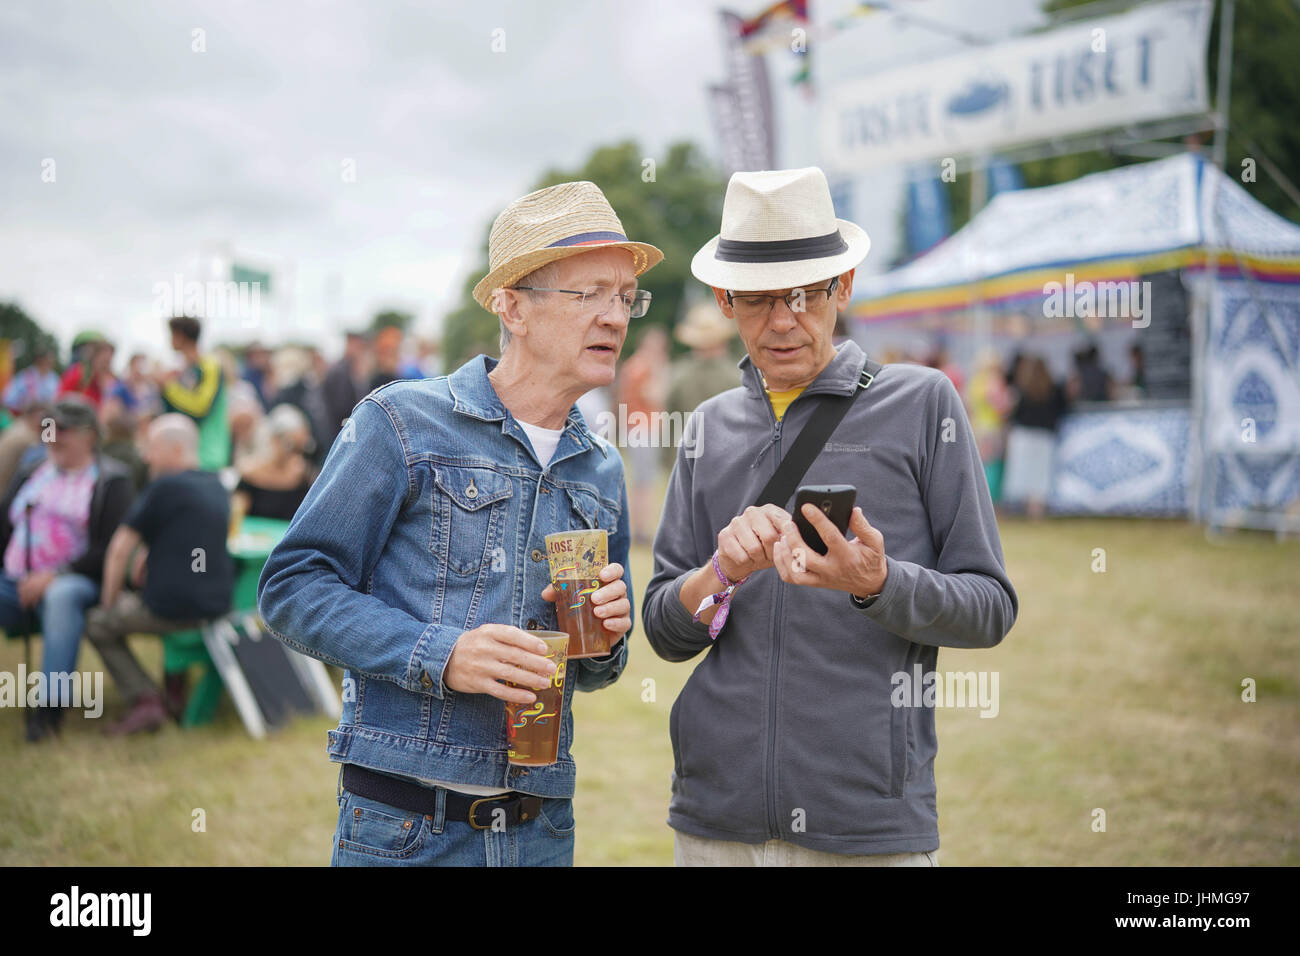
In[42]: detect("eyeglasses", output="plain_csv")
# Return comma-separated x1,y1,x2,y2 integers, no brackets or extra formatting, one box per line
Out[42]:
513,285,652,319
725,276,839,319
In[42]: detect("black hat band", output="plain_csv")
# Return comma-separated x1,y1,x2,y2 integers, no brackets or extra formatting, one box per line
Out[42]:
714,229,848,263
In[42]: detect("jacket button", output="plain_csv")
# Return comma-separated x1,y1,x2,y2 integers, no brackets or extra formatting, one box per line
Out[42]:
420,671,434,689
465,480,477,499
531,549,544,562
526,619,539,629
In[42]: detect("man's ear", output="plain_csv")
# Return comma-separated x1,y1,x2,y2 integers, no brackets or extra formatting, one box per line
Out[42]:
498,289,529,340
836,269,855,308
711,285,734,319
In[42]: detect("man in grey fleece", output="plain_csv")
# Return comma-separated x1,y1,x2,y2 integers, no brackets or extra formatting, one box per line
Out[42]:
642,167,1018,866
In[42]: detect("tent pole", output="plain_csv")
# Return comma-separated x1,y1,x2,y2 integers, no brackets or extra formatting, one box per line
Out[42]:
1211,0,1235,171
969,151,990,369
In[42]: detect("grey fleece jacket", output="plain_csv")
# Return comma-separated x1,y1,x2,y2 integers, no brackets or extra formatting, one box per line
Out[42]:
641,339,1018,855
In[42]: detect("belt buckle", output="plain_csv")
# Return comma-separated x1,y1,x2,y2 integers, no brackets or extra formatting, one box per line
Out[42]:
468,794,515,830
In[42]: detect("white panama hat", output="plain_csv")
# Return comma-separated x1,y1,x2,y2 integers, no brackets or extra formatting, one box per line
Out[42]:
691,166,870,292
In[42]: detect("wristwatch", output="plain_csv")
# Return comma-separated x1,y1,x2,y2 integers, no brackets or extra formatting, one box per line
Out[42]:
850,590,881,609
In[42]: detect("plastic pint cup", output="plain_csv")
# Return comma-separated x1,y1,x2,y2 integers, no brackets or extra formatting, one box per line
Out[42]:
505,632,569,767
545,529,611,659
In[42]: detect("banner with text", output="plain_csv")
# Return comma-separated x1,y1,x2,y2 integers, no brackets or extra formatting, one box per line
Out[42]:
821,0,1212,171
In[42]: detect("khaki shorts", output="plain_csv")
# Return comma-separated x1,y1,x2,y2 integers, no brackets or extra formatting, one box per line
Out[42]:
673,829,938,867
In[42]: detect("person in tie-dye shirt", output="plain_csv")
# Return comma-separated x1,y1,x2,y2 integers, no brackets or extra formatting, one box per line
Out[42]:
0,396,134,742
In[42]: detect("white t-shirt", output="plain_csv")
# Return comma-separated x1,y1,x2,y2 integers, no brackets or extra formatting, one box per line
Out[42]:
518,419,565,467
411,419,567,796
401,773,514,797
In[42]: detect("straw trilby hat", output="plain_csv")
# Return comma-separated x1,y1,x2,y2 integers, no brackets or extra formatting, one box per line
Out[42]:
473,181,664,310
691,166,870,292
675,302,735,349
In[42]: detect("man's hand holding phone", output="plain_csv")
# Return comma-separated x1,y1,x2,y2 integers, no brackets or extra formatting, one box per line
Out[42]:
774,503,888,598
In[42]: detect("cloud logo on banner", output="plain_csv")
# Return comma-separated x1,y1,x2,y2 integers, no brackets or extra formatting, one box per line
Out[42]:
942,72,1015,141
946,77,1011,118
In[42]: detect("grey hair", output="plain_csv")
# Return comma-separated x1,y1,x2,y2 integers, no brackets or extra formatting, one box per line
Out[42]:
149,413,200,463
266,403,315,454
498,260,563,354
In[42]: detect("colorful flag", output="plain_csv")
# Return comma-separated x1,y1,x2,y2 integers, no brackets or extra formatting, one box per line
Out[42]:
738,0,808,38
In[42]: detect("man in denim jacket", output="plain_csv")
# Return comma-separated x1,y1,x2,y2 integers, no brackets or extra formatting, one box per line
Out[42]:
259,181,662,866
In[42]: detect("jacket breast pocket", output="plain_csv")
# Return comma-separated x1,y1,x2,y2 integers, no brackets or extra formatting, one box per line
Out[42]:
564,485,621,537
432,465,514,577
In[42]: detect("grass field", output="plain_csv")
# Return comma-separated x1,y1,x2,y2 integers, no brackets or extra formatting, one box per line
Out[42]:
1,517,1297,865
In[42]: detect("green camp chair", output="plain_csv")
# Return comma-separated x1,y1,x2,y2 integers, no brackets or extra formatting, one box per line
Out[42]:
161,628,224,728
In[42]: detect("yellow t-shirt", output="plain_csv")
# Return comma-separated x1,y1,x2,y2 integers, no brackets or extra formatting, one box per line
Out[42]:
765,385,806,422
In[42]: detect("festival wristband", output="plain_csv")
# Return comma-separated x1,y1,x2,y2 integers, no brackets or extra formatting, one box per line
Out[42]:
691,550,749,640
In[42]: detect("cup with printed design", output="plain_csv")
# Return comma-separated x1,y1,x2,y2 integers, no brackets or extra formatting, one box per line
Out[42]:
504,631,569,766
544,529,611,659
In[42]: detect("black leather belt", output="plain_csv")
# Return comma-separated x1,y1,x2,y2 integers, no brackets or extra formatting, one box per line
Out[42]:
341,763,542,831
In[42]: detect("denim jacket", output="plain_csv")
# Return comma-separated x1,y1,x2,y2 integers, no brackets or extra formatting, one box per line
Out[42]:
257,355,631,799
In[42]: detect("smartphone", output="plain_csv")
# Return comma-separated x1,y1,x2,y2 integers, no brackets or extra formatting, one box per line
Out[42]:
793,485,857,555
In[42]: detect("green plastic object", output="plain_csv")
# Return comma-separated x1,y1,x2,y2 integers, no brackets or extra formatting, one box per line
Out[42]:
161,628,224,728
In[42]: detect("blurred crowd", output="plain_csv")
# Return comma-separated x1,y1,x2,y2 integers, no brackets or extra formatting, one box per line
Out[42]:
0,318,442,742
952,339,1145,520
2,321,443,497
593,314,1151,540
1,305,1148,742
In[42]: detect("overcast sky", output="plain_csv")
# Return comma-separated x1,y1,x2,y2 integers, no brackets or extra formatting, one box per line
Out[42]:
0,0,1042,360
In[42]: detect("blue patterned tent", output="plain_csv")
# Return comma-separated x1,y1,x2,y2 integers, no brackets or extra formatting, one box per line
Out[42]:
850,154,1300,529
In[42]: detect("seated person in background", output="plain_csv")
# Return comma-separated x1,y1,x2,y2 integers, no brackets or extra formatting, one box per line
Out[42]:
226,379,265,472
0,397,134,742
87,414,233,736
233,403,315,521
99,401,150,492
0,400,49,492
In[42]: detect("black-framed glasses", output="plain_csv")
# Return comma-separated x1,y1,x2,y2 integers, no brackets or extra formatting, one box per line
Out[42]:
725,276,839,318
513,285,652,319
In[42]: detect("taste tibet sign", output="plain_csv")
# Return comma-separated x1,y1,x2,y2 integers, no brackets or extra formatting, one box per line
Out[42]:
821,0,1212,171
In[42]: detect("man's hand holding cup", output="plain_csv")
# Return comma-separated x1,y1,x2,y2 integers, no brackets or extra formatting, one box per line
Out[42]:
444,624,558,704
541,561,630,637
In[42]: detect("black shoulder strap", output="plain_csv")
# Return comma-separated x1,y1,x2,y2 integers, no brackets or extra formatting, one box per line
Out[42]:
754,358,882,509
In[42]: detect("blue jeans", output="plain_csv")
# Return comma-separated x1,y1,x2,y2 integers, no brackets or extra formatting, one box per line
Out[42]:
330,768,576,866
0,572,99,706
